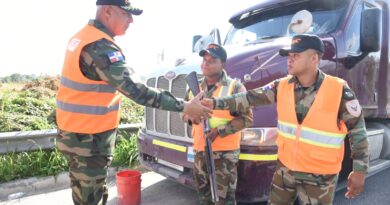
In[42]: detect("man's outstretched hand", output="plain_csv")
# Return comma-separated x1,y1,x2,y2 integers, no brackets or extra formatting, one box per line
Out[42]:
201,98,214,110
183,91,212,121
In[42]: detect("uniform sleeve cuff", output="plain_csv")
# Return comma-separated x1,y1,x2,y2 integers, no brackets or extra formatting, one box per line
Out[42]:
213,97,224,110
353,161,368,174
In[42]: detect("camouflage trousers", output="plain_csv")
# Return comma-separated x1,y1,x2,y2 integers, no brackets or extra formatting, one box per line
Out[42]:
56,129,117,205
193,149,240,205
268,161,339,205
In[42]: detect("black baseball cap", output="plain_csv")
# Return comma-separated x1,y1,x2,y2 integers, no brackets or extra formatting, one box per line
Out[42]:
279,34,324,56
199,43,227,62
96,0,143,15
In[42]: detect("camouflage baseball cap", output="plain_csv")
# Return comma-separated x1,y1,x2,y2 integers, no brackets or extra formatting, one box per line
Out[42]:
96,0,143,15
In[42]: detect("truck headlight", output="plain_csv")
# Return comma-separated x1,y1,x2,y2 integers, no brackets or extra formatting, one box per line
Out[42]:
240,128,277,146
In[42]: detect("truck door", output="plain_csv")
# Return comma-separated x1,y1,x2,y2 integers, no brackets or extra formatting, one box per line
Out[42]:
338,1,387,118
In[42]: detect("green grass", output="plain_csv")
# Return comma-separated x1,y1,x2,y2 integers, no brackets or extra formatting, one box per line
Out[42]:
0,133,140,183
0,81,57,132
112,132,139,168
0,148,68,182
0,82,144,132
0,79,144,183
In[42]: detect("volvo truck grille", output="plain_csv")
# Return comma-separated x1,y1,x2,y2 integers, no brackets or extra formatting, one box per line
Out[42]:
145,74,195,138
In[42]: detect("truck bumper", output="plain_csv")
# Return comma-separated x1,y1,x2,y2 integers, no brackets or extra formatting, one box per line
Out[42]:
138,131,195,188
138,130,278,202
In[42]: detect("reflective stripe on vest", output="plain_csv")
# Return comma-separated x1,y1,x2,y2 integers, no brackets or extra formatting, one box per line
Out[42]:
192,79,241,151
56,100,120,115
208,80,236,128
60,76,117,93
209,117,231,128
215,80,235,99
277,120,345,149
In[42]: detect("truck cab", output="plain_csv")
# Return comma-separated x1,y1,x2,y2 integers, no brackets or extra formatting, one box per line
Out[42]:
137,0,390,202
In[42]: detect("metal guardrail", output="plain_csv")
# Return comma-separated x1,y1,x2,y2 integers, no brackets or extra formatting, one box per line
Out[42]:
0,123,142,154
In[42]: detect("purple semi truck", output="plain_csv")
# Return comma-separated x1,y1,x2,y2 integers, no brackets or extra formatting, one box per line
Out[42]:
137,0,390,202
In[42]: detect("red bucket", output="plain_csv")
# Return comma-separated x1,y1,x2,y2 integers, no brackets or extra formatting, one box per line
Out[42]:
116,170,142,205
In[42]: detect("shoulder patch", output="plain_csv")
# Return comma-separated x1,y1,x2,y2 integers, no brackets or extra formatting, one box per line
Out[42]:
345,99,362,117
67,38,81,52
107,51,124,63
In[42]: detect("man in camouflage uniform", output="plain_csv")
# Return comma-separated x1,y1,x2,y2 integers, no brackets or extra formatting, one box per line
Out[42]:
183,44,253,205
55,1,210,204
202,34,369,204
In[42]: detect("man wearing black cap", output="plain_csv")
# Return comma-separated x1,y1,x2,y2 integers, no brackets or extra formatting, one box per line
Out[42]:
200,35,368,204
182,43,253,204
55,1,211,204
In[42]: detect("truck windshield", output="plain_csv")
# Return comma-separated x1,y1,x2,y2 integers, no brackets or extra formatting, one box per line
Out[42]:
225,1,348,45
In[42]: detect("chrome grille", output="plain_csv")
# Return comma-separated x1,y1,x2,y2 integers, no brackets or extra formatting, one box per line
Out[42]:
155,76,169,133
187,124,192,137
146,78,156,131
170,112,184,136
144,73,193,138
171,76,187,98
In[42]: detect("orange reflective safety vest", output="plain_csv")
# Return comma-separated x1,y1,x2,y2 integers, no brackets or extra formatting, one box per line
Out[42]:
276,75,348,174
192,80,241,151
56,24,121,134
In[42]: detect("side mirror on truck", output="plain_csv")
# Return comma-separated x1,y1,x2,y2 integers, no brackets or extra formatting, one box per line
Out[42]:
210,28,222,46
192,28,222,53
344,8,381,69
193,35,214,53
192,35,202,53
361,8,381,52
288,10,313,35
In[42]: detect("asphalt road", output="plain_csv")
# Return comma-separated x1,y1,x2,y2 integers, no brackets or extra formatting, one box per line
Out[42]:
2,167,389,205
140,167,390,205
333,167,390,205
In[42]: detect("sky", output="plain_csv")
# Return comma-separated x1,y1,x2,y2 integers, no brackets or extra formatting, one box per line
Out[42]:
0,0,257,77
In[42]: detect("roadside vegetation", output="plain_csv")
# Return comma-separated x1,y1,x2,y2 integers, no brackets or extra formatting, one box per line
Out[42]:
0,74,144,183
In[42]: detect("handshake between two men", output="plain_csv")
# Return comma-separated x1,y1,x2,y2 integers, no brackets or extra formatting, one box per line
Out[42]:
182,91,215,124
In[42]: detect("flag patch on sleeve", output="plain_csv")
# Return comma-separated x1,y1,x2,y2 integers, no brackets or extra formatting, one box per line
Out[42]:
107,51,124,63
263,81,275,91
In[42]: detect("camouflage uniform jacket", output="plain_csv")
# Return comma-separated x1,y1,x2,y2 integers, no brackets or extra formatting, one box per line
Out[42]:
185,70,253,137
57,20,184,153
214,70,369,173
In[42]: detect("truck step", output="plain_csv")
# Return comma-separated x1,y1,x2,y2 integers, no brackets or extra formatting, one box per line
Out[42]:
366,128,385,162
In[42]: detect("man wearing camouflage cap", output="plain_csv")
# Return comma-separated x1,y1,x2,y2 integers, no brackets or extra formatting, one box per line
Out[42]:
55,1,210,204
201,34,369,204
183,43,253,204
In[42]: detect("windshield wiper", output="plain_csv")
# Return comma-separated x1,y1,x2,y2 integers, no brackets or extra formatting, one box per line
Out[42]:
260,35,284,40
245,35,284,45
